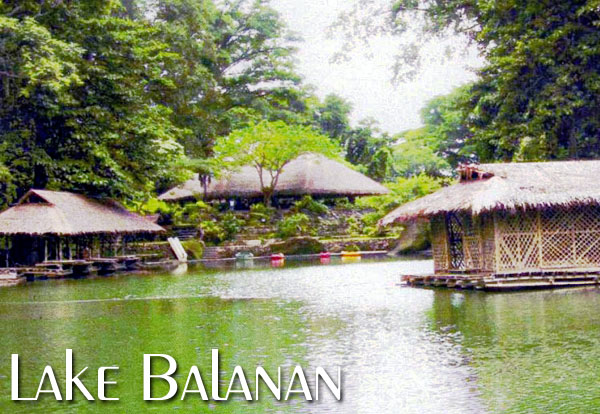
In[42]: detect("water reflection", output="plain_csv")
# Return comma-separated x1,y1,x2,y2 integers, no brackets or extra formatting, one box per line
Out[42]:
0,258,595,413
427,288,600,413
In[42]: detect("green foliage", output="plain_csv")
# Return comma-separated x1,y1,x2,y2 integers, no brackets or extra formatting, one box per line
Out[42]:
137,198,172,215
200,220,226,245
198,211,244,245
248,203,276,225
173,201,214,225
342,0,600,162
343,244,360,252
345,216,362,236
276,213,311,238
181,239,204,260
215,120,338,204
291,195,329,215
394,128,450,177
343,119,396,181
0,2,185,204
270,237,324,255
356,174,445,226
315,94,353,140
149,0,309,158
394,85,476,178
221,212,244,240
361,211,383,227
367,146,394,181
334,197,356,210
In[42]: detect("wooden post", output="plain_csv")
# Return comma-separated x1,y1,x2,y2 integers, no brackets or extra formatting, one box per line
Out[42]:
494,212,500,274
537,210,543,269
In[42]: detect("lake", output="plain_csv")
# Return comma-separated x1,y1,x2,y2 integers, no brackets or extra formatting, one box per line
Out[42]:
0,257,598,413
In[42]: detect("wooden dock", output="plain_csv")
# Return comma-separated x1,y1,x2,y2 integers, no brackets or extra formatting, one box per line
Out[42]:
10,255,144,281
402,271,600,291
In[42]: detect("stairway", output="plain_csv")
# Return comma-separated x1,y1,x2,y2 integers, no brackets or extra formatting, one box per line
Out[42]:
202,246,222,260
172,226,198,240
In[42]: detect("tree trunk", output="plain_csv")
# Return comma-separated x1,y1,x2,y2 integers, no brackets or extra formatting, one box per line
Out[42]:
263,189,273,207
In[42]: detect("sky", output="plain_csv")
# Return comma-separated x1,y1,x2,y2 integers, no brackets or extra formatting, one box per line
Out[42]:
270,0,485,134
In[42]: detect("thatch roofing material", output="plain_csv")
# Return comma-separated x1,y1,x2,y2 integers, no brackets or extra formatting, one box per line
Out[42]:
0,189,165,236
381,160,600,225
159,153,389,201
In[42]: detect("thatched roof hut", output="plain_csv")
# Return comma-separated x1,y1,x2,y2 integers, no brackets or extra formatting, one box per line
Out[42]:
159,153,389,202
0,189,164,236
381,160,600,225
381,161,600,281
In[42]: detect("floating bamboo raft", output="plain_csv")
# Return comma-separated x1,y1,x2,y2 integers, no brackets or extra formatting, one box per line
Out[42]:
402,270,600,291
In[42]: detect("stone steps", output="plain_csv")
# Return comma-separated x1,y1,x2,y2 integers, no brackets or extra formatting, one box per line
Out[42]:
202,246,221,260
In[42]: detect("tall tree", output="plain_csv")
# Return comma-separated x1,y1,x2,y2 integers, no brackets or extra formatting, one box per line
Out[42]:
0,1,184,205
149,0,309,158
344,118,395,180
315,94,353,141
340,0,600,161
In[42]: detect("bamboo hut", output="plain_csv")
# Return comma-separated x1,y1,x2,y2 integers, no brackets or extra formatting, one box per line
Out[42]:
0,189,164,267
158,153,389,206
381,161,600,289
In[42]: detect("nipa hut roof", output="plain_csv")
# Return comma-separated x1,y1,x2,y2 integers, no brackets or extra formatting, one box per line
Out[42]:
159,153,389,201
381,160,600,225
0,189,165,236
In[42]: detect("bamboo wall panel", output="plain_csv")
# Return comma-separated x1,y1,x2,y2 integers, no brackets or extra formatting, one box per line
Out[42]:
431,215,449,272
480,214,496,272
495,206,600,273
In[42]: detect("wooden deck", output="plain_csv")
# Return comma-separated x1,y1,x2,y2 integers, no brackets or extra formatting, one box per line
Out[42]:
11,255,143,280
402,270,600,291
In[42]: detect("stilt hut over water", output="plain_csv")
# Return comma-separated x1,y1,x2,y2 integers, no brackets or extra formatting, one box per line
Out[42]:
0,189,164,267
381,161,600,282
158,153,389,208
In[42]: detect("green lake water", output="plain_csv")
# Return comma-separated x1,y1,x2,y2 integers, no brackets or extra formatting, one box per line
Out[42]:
0,257,599,413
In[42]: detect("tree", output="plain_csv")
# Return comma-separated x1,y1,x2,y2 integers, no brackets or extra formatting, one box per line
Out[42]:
394,85,474,178
214,121,338,205
367,146,394,181
420,85,474,167
340,0,600,162
394,128,450,177
315,94,353,141
0,1,185,204
344,118,395,180
148,0,310,158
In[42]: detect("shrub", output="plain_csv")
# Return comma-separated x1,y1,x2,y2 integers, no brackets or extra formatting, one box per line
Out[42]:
361,211,384,227
181,239,205,260
344,244,360,252
346,216,362,236
270,237,324,255
140,198,172,215
174,201,214,225
277,213,310,238
333,197,356,210
356,174,445,213
201,220,226,245
292,195,329,215
222,212,244,240
249,203,275,224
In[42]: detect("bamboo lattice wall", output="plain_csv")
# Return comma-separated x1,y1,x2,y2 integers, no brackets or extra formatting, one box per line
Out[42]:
430,212,495,273
431,215,449,273
430,206,600,275
494,205,600,273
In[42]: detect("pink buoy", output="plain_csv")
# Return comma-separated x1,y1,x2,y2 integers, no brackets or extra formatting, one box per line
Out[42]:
271,253,285,267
